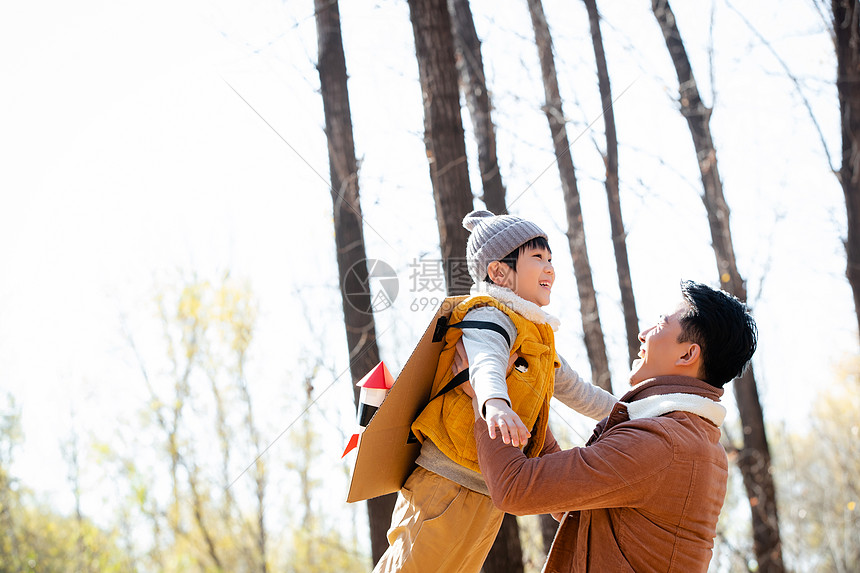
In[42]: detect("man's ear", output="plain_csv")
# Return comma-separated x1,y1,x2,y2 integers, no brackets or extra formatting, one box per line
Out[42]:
676,343,701,368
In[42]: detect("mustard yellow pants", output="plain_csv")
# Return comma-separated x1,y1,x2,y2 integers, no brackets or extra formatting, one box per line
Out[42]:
372,466,504,573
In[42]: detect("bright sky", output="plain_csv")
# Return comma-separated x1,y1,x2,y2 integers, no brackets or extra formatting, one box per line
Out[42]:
0,0,854,528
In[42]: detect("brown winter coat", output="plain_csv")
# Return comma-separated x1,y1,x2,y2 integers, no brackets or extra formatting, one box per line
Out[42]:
475,376,728,573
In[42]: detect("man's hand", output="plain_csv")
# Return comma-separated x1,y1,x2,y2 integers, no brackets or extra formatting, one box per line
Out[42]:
451,340,529,446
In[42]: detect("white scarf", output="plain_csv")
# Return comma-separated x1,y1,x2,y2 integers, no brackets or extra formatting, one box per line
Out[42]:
470,282,561,332
625,393,726,426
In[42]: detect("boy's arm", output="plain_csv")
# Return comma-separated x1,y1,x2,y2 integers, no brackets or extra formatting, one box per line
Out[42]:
553,353,618,420
460,306,515,407
460,307,530,447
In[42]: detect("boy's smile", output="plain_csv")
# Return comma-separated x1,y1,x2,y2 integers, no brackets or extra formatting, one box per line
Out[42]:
495,246,554,307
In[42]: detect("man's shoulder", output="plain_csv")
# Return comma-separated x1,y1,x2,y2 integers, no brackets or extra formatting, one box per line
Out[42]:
606,411,722,447
647,411,728,465
596,414,727,480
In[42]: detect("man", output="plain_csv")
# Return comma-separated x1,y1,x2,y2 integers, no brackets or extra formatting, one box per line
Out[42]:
465,280,758,572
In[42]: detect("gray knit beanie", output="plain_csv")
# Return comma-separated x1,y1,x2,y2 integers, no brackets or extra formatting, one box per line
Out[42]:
462,209,548,285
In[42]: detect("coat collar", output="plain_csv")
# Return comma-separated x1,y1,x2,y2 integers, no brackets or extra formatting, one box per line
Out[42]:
618,375,726,427
470,282,561,331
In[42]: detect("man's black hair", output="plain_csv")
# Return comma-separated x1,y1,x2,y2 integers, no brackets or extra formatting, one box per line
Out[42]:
677,280,758,388
483,236,552,283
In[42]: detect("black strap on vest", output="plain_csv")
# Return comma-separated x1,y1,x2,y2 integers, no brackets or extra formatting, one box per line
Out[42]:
429,319,512,401
430,368,471,401
409,320,509,444
446,320,511,346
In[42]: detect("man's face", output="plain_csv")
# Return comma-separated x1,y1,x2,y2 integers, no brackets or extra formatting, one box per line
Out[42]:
629,302,691,386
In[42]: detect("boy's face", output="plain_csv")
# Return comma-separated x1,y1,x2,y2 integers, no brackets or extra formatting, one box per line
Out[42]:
495,245,554,307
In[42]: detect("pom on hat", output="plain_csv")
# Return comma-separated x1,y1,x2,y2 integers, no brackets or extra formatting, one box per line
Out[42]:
462,210,495,232
462,209,547,285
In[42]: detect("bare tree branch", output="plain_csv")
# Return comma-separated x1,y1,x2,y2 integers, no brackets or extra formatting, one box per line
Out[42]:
724,0,837,173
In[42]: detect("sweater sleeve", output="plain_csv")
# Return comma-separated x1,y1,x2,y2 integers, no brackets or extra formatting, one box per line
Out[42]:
460,306,517,417
553,353,618,420
474,418,674,516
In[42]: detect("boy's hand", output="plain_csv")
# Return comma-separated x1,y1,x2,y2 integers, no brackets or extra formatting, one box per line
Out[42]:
484,398,531,447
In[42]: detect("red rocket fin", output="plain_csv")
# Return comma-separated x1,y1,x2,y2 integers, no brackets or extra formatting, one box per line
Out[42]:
341,433,360,458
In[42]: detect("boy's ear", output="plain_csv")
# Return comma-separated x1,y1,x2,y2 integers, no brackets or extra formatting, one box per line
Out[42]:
486,261,510,285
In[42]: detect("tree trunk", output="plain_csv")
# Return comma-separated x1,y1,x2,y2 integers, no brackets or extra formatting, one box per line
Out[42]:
834,0,860,342
539,513,558,557
408,2,525,570
480,513,524,573
527,0,613,393
583,0,639,366
446,2,527,567
314,0,396,564
449,0,507,215
651,1,784,570
408,0,475,296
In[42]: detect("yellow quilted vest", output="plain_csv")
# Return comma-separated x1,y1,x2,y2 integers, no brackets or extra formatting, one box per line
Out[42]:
411,295,559,472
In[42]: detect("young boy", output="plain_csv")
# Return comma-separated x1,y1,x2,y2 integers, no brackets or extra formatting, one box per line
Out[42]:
373,210,617,573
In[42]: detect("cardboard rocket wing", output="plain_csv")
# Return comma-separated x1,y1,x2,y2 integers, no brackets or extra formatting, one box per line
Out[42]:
344,295,467,503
